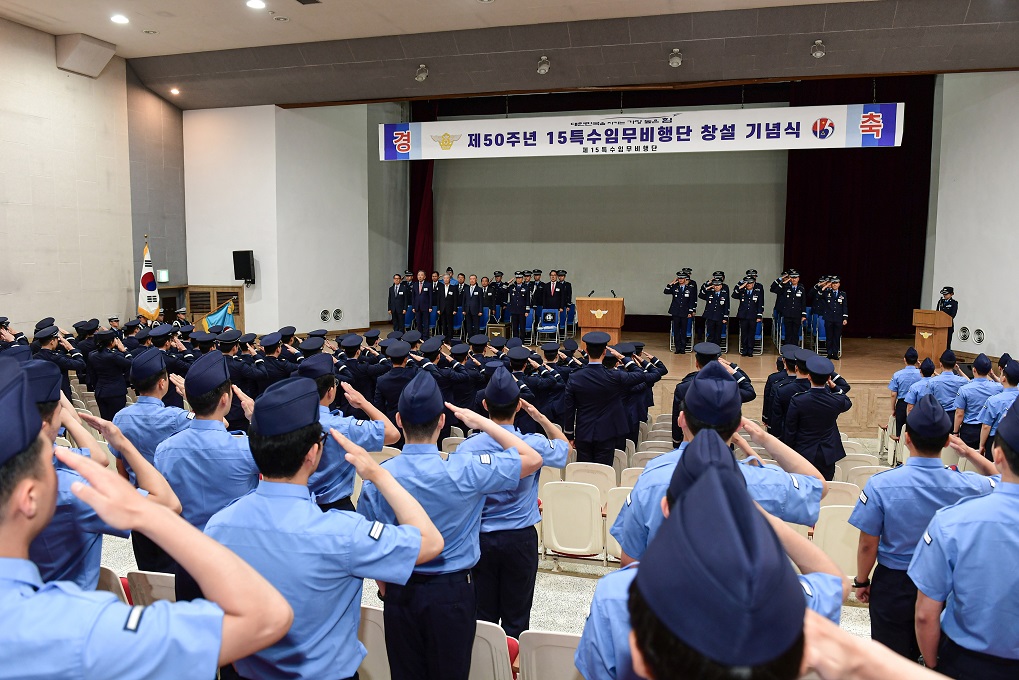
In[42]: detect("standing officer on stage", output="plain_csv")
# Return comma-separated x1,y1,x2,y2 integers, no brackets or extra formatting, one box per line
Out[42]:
480,277,496,322
909,402,1019,678
822,276,848,359
357,371,544,680
412,270,433,340
953,353,1002,450
849,395,997,661
530,270,546,311
491,271,507,308
699,277,730,346
664,271,696,354
745,269,765,298
700,270,729,298
771,270,806,345
783,354,852,480
459,368,568,638
557,270,572,307
463,274,483,338
937,286,958,350
389,273,409,333
508,272,529,342
435,272,458,341
734,275,764,357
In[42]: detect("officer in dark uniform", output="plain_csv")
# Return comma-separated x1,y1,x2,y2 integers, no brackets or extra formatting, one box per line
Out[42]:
508,345,563,435
121,320,141,351
33,325,85,401
530,269,545,312
89,329,133,420
507,272,529,341
823,276,848,359
255,332,296,392
745,269,765,298
412,270,433,339
372,341,418,440
462,274,483,338
148,324,195,410
734,275,764,357
491,271,507,310
699,277,730,346
937,286,958,349
782,354,853,480
700,270,729,299
664,271,696,354
670,343,756,446
771,269,807,345
557,270,573,307
217,329,267,431
763,346,798,434
277,325,301,363
478,277,496,321
74,320,98,391
769,347,814,440
389,273,409,332
107,316,122,340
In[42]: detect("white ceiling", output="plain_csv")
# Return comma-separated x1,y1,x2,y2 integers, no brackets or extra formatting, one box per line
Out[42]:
0,0,869,58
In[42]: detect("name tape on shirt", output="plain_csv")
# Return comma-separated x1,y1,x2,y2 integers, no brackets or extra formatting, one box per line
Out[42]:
369,521,385,541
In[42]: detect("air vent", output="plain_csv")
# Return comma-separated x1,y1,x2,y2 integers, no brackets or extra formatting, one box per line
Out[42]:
333,309,343,321
320,310,329,322
974,329,985,344
958,327,970,341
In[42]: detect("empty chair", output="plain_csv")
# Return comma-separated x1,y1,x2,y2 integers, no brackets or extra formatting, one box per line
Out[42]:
833,464,844,483
653,413,672,426
564,462,615,507
637,440,673,452
449,425,465,439
631,451,663,468
821,481,862,507
541,482,604,561
351,473,363,508
441,437,465,453
847,465,891,489
54,436,72,447
126,571,176,605
370,446,401,466
536,465,562,503
624,438,635,459
842,440,866,454
940,446,961,468
812,505,858,576
620,467,643,488
97,566,129,604
358,605,390,680
605,486,632,561
518,630,584,680
468,620,515,680
840,452,879,469
612,449,627,484
786,521,811,539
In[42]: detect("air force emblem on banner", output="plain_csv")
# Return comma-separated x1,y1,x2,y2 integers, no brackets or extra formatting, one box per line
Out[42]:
431,133,462,150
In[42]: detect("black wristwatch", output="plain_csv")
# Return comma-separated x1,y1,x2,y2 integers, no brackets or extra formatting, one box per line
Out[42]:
852,577,870,588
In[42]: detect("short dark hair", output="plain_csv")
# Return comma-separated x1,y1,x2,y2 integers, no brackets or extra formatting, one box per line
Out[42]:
784,358,797,372
628,581,804,680
920,363,935,377
509,358,527,371
994,433,1019,475
905,355,918,366
0,435,45,518
249,421,322,479
941,359,956,370
402,414,441,442
486,397,520,422
134,370,168,395
694,352,717,367
603,355,619,369
151,335,171,349
587,345,606,360
188,379,232,416
795,359,810,373
808,372,829,386
36,400,60,423
682,410,741,443
313,373,336,400
905,423,949,455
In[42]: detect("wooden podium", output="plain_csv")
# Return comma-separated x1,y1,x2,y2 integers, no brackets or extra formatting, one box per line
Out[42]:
912,309,953,363
576,297,625,345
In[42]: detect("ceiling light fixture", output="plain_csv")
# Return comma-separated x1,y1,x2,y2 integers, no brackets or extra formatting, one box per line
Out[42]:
143,29,158,35
668,49,683,68
810,40,826,59
170,88,180,95
415,64,429,82
110,14,129,24
273,16,290,21
477,0,496,3
536,55,550,75
246,0,266,8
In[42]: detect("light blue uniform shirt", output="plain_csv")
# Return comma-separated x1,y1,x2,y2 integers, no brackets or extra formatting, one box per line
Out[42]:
357,443,521,574
908,483,1019,659
849,458,997,570
110,395,193,485
888,365,922,398
799,572,845,624
903,376,933,405
205,481,421,679
979,387,1019,436
610,443,822,561
457,425,568,533
311,405,386,504
954,378,1003,424
928,372,970,413
154,419,259,531
0,558,224,679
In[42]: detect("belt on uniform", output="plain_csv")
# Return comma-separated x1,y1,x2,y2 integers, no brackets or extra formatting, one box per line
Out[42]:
407,569,472,585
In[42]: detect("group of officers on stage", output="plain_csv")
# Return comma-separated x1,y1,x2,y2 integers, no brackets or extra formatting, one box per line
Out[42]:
1,294,1016,680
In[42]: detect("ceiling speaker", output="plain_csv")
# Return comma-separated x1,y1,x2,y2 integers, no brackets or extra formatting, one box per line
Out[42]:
55,34,116,79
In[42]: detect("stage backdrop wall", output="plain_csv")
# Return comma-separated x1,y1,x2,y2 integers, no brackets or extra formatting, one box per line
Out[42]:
927,71,1019,358
432,107,787,316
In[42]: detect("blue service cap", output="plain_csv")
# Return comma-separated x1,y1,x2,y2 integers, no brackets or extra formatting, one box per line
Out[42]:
940,349,956,365
1004,360,1019,383
124,319,141,329
364,329,381,340
490,337,507,350
684,361,741,425
72,320,88,331
540,342,560,352
692,342,721,358
35,325,59,340
780,344,800,360
668,429,743,502
469,334,489,347
636,466,805,667
450,344,470,357
403,330,422,344
506,337,523,349
190,331,214,344
308,329,327,338
130,348,166,383
999,353,1012,368
0,357,42,466
616,342,635,356
973,353,992,374
633,341,645,352
35,317,55,332
297,353,334,380
135,328,150,341
420,336,444,354
217,329,242,344
806,354,834,376
995,399,1019,452
150,324,174,338
341,335,362,351
279,326,297,337
906,394,952,439
387,331,404,340
180,325,195,334
920,357,936,376
486,366,520,403
398,370,445,425
185,350,230,398
208,325,225,335
299,337,324,353
251,377,320,437
904,346,919,362
563,339,579,353
237,333,256,345
386,341,411,359
582,331,610,346
260,332,282,348
95,329,116,343
378,338,394,350
794,347,815,362
507,346,530,361
3,345,31,364
23,359,62,403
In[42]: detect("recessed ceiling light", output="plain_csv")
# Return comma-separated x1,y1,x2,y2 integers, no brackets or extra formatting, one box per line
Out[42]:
110,14,129,24
273,16,290,22
477,0,496,3
536,55,550,75
170,88,180,95
246,0,266,8
143,29,158,35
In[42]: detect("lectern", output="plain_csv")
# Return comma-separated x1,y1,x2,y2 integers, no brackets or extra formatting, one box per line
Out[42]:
912,309,953,363
576,297,625,345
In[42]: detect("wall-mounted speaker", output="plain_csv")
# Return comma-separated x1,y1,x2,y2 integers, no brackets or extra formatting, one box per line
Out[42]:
55,34,116,79
233,250,255,285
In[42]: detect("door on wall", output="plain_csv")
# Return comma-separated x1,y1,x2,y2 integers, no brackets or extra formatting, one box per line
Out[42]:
185,286,245,331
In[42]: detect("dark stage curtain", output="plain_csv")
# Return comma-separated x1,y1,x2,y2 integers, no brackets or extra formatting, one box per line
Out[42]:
782,76,936,337
408,102,438,275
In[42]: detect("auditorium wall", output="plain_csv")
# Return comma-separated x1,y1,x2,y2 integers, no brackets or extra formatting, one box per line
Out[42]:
0,17,135,328
367,102,410,323
432,108,786,316
927,71,1019,358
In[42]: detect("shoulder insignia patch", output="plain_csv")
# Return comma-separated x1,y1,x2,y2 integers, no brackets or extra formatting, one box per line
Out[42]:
369,521,385,541
789,474,800,490
355,419,365,426
989,479,996,489
625,492,632,506
923,530,932,545
800,580,813,597
479,453,492,465
859,491,868,504
124,605,145,632
186,412,196,420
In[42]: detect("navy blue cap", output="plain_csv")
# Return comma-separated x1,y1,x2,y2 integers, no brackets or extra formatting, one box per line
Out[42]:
208,325,225,335
180,325,195,334
35,317,55,331
398,370,445,424
149,324,174,338
250,377,320,437
940,349,956,365
920,357,936,376
563,339,578,352
616,342,635,356
218,329,241,344
780,344,800,360
973,353,992,374
582,331,610,346
794,347,814,362
1004,360,1019,383
469,334,489,347
940,286,954,295
421,336,444,355
633,341,645,351
806,354,834,376
541,342,559,352
684,361,741,425
0,357,41,466
185,350,230,398
85,319,99,333
450,343,470,357
378,338,394,351
237,333,256,344
3,345,31,364
995,399,1019,452
279,326,296,337
297,353,334,380
904,346,919,362
299,337,324,352
668,429,743,502
130,348,166,383
636,466,805,666
403,330,422,344
341,335,362,351
95,329,117,343
190,331,214,344
506,337,523,349
490,337,507,349
72,321,88,331
124,319,140,329
693,342,721,358
507,346,530,361
23,359,62,403
486,366,520,403
387,331,404,340
135,328,150,341
386,341,411,359
999,353,1012,368
260,332,282,348
906,394,952,439
484,360,504,377
308,329,327,338
364,329,381,340
35,325,59,340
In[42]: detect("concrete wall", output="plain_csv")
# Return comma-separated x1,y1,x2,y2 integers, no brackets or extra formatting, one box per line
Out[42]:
367,102,410,323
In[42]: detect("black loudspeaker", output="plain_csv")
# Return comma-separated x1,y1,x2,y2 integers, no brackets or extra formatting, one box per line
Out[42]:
233,250,255,284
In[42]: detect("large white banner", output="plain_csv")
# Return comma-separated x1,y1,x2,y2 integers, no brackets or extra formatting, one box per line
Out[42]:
380,103,903,161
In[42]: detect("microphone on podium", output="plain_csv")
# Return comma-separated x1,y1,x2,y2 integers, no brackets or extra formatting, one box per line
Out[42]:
588,290,595,297
610,290,617,298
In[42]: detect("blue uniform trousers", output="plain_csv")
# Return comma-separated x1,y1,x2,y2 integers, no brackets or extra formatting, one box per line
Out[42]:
869,564,920,661
938,636,1019,680
475,526,538,639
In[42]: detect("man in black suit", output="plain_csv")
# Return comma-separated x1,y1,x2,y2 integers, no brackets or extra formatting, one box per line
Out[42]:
480,276,497,321
435,272,458,340
544,271,565,315
411,270,433,340
463,274,483,338
388,273,409,332
783,354,853,480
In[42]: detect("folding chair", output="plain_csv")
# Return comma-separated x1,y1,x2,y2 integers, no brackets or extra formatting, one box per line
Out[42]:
523,308,536,344
624,438,635,459
833,464,844,482
719,319,729,353
537,465,563,504
566,304,576,337
620,467,643,487
453,307,465,340
126,571,176,605
754,319,764,355
55,437,72,447
821,481,862,507
839,453,880,481
534,310,560,344
358,605,390,680
479,307,490,333
97,566,129,604
518,630,584,680
815,316,827,355
469,621,515,680
429,309,438,335
557,309,568,337
812,505,859,577
842,440,866,454
606,487,631,562
540,482,605,566
631,451,663,468
441,437,465,453
847,465,890,489
370,446,401,466
564,462,615,507
685,317,695,348
654,413,672,426
404,307,415,330
611,449,628,484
